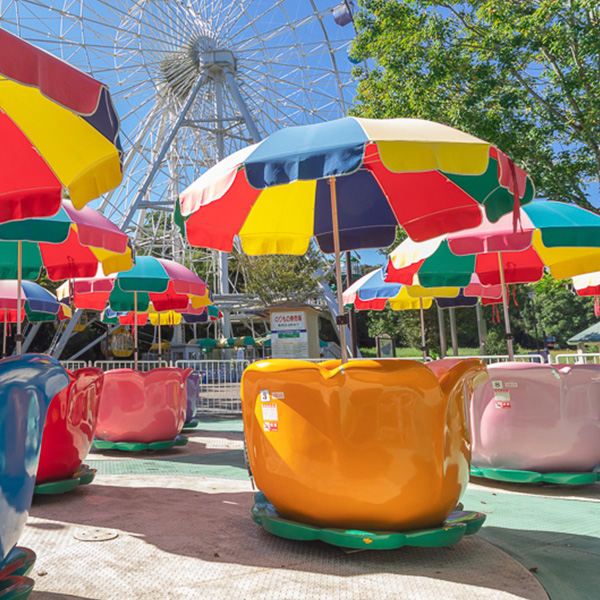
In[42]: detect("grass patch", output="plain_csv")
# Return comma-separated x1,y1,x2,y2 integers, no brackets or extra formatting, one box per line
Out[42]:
359,347,482,358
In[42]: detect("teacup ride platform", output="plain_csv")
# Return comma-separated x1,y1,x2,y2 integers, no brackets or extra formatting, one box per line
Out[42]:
0,355,70,599
93,367,192,452
34,368,104,495
470,362,600,485
242,357,489,549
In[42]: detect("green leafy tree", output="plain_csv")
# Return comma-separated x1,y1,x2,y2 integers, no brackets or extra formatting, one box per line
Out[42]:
351,0,600,207
231,244,326,307
532,274,596,347
367,304,441,353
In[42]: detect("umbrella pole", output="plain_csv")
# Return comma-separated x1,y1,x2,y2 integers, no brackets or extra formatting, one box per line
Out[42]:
497,252,514,360
475,301,486,356
345,251,358,358
158,319,162,366
437,305,446,358
16,241,22,355
449,307,459,356
329,177,348,364
419,297,427,361
2,314,6,358
134,291,138,370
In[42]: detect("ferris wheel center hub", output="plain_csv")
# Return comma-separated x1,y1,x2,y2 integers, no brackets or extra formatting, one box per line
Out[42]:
199,49,237,75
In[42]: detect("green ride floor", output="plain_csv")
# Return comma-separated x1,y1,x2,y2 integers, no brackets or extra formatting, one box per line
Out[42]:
87,417,600,599
462,486,600,600
86,417,248,481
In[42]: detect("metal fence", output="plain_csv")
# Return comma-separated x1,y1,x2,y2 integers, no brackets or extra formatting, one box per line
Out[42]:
60,360,90,371
554,352,600,365
458,354,546,364
92,360,170,371
175,359,249,414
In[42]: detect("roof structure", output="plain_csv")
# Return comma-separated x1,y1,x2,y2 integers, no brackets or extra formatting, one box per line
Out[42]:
567,322,600,345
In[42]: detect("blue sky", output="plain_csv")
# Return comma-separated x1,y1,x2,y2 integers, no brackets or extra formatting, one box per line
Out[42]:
356,248,386,268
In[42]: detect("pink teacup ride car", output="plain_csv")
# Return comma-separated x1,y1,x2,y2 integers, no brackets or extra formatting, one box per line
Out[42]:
94,367,193,451
470,362,600,484
34,367,104,494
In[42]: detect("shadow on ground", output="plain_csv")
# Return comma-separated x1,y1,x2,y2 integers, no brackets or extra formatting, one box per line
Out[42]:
27,481,547,600
31,593,94,600
470,477,600,502
481,526,600,600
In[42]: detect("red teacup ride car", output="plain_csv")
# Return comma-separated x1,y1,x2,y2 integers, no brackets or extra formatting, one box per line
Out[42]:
35,367,104,494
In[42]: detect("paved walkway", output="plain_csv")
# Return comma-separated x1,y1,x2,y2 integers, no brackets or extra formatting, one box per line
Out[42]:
20,418,599,599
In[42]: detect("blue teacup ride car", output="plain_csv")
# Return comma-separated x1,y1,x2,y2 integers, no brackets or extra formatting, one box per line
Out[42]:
0,355,69,599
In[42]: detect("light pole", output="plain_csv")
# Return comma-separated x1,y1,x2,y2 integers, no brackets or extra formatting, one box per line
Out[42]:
344,252,359,358
527,290,540,354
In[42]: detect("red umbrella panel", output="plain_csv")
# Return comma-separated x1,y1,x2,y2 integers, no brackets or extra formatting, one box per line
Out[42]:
573,272,600,297
0,29,123,223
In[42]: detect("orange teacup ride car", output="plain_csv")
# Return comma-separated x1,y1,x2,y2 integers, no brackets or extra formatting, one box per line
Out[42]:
243,357,489,549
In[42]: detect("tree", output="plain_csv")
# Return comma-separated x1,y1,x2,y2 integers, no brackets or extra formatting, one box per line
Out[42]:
531,274,596,347
231,243,326,307
351,0,600,208
367,304,441,353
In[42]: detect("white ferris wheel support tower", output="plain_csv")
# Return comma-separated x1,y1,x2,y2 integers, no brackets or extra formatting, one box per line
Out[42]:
115,51,264,338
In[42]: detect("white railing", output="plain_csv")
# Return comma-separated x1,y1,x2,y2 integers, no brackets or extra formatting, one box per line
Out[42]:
458,354,547,364
554,352,600,365
269,356,432,363
175,359,250,414
60,360,90,371
299,355,544,364
92,360,170,372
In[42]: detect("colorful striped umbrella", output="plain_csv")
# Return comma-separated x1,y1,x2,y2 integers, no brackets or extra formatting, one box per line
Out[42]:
177,117,534,361
573,271,600,296
0,199,133,280
343,267,434,361
0,198,133,354
60,256,209,368
386,202,600,358
0,281,71,357
572,272,600,317
0,29,123,223
102,304,221,326
101,302,221,363
61,257,208,311
446,201,600,255
343,267,501,359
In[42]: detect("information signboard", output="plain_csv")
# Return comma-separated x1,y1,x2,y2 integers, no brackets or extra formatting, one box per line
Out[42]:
270,310,309,358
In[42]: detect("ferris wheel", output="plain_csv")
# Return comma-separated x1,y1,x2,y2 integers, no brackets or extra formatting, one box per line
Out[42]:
1,0,357,350
0,1,356,251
